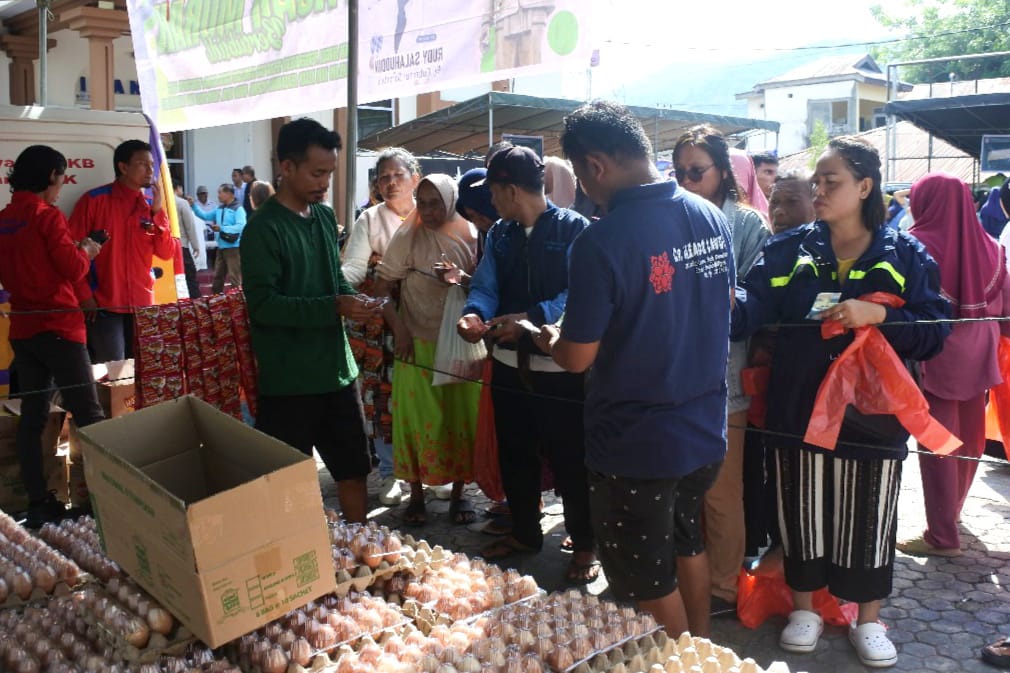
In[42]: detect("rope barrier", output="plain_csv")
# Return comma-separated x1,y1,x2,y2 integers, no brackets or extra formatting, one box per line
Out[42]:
2,304,1009,466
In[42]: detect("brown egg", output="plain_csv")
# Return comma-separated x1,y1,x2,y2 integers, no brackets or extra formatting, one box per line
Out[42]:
545,646,574,671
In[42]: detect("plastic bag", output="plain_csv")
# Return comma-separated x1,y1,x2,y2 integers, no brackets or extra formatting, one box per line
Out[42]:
473,358,505,502
432,285,487,386
803,292,961,455
736,567,857,629
984,336,1010,460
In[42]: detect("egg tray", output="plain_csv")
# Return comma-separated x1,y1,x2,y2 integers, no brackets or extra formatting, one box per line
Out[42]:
332,541,449,597
620,633,789,673
69,590,197,664
394,590,545,636
559,627,665,673
0,575,94,610
230,623,419,673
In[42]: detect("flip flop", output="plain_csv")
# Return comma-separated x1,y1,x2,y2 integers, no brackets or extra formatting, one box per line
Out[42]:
982,637,1010,667
449,498,476,525
560,536,574,552
480,536,539,560
403,500,427,526
565,559,602,586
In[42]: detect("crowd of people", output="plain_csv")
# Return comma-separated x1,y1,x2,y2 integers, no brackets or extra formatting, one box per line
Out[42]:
4,102,1010,669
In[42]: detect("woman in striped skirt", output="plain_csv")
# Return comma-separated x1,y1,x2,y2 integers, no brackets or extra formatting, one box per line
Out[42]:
731,137,951,668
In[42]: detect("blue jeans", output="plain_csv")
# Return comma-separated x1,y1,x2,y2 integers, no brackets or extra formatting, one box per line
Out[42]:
376,438,394,479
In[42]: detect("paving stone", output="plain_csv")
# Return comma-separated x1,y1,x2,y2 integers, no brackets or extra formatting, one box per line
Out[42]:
920,599,954,612
924,656,969,672
900,642,938,658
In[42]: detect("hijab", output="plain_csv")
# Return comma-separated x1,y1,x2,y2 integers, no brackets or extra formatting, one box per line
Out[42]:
909,172,1006,318
418,173,459,224
456,168,498,222
544,156,577,209
979,187,1007,238
729,149,769,217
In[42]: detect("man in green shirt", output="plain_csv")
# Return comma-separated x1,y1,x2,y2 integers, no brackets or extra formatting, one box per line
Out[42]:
241,118,383,523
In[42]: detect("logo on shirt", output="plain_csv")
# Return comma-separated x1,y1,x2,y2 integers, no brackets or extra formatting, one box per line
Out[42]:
650,252,675,294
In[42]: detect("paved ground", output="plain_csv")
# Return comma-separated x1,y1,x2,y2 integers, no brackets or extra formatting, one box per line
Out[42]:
316,450,1010,673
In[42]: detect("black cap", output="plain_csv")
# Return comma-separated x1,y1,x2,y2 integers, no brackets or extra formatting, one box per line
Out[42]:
483,146,545,190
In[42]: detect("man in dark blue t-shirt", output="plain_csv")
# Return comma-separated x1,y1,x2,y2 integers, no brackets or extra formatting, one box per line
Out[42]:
536,101,734,638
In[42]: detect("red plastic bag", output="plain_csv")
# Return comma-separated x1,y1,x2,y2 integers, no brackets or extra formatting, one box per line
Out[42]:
473,358,505,502
804,293,961,455
984,336,1010,460
737,568,858,629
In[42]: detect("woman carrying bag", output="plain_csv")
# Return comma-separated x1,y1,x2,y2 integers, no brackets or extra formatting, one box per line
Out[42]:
373,174,481,526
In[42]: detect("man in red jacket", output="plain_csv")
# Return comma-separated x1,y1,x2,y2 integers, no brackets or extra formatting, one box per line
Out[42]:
68,139,176,363
0,145,106,527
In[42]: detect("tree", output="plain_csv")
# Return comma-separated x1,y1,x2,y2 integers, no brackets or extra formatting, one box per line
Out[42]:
871,0,1010,82
808,121,829,169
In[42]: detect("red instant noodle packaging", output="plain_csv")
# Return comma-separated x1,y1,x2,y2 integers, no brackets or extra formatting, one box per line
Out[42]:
803,292,961,454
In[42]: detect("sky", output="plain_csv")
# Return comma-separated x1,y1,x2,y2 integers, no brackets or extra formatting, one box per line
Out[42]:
588,0,915,93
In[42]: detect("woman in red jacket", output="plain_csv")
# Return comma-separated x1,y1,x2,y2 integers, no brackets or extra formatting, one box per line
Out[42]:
0,145,106,527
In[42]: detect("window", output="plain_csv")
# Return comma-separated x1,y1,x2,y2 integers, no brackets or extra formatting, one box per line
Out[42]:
808,99,851,138
358,99,394,139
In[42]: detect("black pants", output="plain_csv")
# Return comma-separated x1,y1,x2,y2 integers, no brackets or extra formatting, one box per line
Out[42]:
491,360,593,552
11,333,105,503
87,311,135,364
182,246,201,298
742,423,781,555
255,384,372,483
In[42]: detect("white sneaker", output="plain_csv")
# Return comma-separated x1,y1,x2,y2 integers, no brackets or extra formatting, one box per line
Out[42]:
849,622,897,668
378,476,403,506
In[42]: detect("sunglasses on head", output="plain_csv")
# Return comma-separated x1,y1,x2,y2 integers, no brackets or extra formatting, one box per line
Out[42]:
675,164,714,183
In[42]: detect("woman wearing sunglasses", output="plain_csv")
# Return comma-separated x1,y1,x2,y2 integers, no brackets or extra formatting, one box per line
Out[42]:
672,125,770,612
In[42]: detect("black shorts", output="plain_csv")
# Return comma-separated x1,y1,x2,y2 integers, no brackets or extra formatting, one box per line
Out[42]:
589,461,722,602
255,384,372,482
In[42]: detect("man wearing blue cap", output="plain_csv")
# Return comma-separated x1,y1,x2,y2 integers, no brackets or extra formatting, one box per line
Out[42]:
456,146,599,585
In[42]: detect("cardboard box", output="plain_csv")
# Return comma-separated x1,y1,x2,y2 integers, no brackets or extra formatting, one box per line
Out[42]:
0,401,68,511
79,396,334,647
92,359,137,420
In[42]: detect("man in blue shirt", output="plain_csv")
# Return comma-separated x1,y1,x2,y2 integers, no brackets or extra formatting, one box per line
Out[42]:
457,146,598,584
536,101,734,637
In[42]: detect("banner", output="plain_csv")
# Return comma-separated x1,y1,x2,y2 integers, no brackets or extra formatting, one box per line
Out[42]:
127,1,594,132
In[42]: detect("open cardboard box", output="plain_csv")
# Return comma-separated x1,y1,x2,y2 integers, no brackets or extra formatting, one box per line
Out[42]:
91,359,136,419
79,395,334,647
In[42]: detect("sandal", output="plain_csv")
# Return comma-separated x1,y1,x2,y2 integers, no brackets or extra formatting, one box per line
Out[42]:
480,535,539,560
449,498,476,525
480,516,513,536
403,500,427,526
485,502,510,517
565,558,601,585
982,636,1010,667
896,534,962,558
779,610,823,653
560,536,574,552
849,622,897,668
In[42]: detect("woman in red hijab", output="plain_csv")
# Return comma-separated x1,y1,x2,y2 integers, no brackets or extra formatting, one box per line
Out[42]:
901,172,1010,556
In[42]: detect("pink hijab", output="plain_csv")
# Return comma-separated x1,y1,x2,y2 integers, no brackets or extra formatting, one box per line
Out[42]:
729,149,769,217
909,172,1006,318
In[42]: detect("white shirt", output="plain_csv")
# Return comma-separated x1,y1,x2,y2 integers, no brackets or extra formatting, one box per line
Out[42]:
342,202,413,288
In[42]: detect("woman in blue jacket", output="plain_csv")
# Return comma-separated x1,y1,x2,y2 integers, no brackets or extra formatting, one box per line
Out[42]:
191,183,247,293
732,137,950,668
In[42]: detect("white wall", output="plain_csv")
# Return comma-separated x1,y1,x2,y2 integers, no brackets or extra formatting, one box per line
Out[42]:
35,31,142,111
187,121,273,198
762,81,855,155
0,53,10,106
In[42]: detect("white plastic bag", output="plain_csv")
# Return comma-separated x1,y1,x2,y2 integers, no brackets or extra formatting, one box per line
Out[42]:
432,285,487,386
